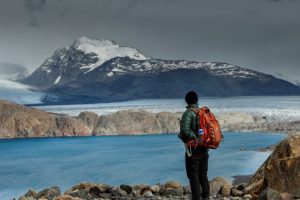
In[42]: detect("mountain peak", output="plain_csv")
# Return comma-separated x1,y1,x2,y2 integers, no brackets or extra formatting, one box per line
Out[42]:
71,36,149,72
74,36,117,49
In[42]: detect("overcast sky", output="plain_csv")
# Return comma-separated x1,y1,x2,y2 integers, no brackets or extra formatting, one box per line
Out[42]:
0,0,299,83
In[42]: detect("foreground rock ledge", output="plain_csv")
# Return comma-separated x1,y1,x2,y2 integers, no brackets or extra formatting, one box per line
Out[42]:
1,99,300,139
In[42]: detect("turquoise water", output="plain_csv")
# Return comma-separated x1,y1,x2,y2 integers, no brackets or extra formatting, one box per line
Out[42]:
0,132,284,199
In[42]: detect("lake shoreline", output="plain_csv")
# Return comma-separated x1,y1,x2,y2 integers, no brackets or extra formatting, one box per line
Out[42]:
1,99,300,139
0,130,286,140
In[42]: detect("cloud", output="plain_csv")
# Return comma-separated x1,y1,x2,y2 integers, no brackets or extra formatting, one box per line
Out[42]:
0,62,28,75
29,16,40,27
269,0,298,2
23,0,46,13
23,0,67,27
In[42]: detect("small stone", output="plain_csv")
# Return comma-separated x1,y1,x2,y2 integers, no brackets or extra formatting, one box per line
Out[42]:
223,197,230,200
100,193,111,199
55,195,83,200
36,186,61,200
183,186,191,194
24,190,37,198
232,197,242,200
19,197,35,200
65,182,95,194
161,188,184,197
231,188,244,196
68,190,88,199
111,188,127,197
164,181,182,189
120,184,133,194
243,194,252,199
142,190,154,197
89,186,102,196
149,185,160,193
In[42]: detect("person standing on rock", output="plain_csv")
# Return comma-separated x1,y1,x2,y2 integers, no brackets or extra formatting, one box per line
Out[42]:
178,91,210,200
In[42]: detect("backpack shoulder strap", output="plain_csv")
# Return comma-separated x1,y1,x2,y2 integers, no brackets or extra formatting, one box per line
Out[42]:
188,108,200,115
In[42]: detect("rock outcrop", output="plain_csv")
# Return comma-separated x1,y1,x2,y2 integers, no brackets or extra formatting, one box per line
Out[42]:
0,100,91,138
1,99,300,139
243,133,300,199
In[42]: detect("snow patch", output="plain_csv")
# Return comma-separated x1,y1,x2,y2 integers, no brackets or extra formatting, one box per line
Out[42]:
76,36,149,72
112,67,126,73
54,75,61,84
107,72,114,77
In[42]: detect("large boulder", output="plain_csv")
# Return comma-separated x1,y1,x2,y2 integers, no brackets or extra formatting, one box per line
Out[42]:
209,176,232,196
244,133,300,199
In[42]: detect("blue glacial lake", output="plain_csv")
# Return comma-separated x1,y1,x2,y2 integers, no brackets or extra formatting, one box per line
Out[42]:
0,132,284,200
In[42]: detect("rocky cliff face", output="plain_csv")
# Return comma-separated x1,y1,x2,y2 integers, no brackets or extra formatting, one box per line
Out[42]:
243,133,300,199
0,100,92,138
1,100,300,139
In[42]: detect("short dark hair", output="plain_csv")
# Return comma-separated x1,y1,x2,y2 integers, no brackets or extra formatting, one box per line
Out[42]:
185,91,198,105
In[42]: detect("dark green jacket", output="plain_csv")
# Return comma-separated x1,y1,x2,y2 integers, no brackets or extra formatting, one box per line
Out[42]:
178,104,199,143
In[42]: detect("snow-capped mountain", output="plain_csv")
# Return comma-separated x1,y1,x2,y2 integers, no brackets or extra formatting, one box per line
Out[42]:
21,37,300,104
23,37,148,87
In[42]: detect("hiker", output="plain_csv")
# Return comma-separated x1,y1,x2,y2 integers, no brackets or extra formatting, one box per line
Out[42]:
179,91,210,200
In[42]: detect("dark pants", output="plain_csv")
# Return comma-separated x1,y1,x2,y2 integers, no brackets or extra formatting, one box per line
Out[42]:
185,149,210,200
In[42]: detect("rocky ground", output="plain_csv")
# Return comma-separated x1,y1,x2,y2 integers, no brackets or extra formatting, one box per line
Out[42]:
1,99,300,139
18,178,248,200
18,133,300,200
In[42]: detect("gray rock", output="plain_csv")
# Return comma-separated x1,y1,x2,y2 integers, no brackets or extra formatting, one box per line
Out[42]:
18,189,37,200
111,188,127,197
18,197,35,200
36,186,61,200
68,189,88,198
120,184,133,194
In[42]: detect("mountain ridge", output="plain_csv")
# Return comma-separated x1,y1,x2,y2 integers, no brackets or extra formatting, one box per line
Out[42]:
21,37,300,104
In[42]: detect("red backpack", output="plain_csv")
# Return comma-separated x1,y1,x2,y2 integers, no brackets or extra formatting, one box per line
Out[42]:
187,107,223,149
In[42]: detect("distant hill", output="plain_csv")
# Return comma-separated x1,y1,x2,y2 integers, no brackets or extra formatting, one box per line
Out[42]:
21,37,300,104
